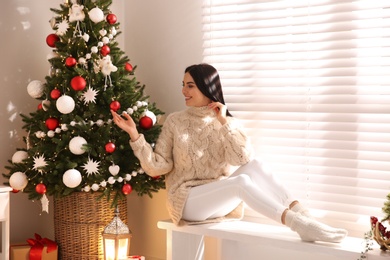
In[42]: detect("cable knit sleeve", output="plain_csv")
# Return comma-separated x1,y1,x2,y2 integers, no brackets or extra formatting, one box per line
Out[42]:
220,117,253,166
129,115,174,177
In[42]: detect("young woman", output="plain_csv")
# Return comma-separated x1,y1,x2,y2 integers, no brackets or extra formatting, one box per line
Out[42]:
111,63,347,243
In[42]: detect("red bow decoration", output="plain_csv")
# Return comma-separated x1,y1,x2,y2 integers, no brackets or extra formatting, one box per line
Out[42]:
26,233,57,260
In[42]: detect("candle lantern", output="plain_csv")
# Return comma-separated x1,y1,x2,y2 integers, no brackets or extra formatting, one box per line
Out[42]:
102,207,132,260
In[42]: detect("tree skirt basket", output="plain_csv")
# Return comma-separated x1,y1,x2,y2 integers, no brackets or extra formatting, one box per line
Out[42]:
54,192,128,260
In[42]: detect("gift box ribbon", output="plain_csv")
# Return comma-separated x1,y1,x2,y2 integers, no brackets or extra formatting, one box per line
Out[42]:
26,233,57,260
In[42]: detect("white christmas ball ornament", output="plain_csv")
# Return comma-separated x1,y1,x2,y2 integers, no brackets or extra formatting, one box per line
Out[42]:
69,136,87,155
12,151,28,164
63,169,82,188
9,171,28,190
88,7,104,23
56,95,75,114
27,80,45,99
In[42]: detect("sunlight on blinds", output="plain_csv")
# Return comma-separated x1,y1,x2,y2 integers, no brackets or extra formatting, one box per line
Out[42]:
202,0,390,237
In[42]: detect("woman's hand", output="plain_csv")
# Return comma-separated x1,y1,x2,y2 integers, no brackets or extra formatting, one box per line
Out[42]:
208,102,227,125
111,110,140,141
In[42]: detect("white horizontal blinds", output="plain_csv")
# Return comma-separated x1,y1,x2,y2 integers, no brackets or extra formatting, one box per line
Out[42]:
202,0,390,236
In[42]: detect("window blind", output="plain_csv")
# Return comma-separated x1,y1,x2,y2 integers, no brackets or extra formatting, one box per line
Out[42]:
202,0,390,237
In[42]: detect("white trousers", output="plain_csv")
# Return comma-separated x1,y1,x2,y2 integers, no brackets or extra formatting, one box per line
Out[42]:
182,159,294,223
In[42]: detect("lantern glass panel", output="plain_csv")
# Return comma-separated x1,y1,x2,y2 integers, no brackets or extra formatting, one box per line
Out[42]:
103,237,116,260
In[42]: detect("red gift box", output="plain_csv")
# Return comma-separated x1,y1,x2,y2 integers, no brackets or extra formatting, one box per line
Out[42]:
10,233,58,260
128,256,145,260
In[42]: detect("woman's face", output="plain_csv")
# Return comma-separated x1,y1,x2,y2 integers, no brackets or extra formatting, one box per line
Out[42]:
182,72,211,107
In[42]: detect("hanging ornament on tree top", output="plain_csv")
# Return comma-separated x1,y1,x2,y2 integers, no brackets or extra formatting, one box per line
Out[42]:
46,33,60,48
106,13,117,24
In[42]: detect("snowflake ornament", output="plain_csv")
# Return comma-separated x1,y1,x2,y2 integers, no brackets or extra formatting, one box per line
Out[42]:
56,20,69,36
82,86,99,104
33,154,48,173
82,157,100,176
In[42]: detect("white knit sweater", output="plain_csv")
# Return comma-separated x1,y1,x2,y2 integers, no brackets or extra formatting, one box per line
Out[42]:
130,106,252,225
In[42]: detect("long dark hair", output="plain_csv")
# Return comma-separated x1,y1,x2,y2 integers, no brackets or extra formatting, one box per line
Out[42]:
185,63,232,117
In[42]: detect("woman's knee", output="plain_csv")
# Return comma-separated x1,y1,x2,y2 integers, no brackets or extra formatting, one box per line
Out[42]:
234,174,252,187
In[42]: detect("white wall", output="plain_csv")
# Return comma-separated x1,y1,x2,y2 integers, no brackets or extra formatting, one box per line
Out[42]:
123,1,204,259
124,0,204,114
0,0,64,243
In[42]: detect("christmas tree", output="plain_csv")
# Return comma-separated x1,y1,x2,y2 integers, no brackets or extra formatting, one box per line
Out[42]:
2,0,165,208
383,193,390,222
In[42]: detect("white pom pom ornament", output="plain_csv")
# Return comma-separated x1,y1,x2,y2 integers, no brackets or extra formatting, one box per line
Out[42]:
56,95,75,114
69,136,87,155
27,80,45,99
9,171,28,190
63,169,82,188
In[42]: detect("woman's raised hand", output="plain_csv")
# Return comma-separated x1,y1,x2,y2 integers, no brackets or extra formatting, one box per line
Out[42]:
110,110,140,141
208,102,228,125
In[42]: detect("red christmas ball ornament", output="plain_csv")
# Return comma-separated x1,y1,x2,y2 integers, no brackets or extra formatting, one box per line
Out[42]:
105,142,116,153
35,183,47,194
46,33,60,48
101,45,110,56
12,189,20,193
45,117,59,130
110,100,121,112
70,75,86,91
106,13,117,24
37,103,43,110
125,62,133,72
122,183,132,195
65,57,77,67
50,89,61,100
139,116,153,130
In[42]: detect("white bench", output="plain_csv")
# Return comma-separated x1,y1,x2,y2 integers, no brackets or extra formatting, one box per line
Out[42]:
158,219,390,260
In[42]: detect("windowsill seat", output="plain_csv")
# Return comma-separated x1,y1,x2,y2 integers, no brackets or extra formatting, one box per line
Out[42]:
158,219,390,260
